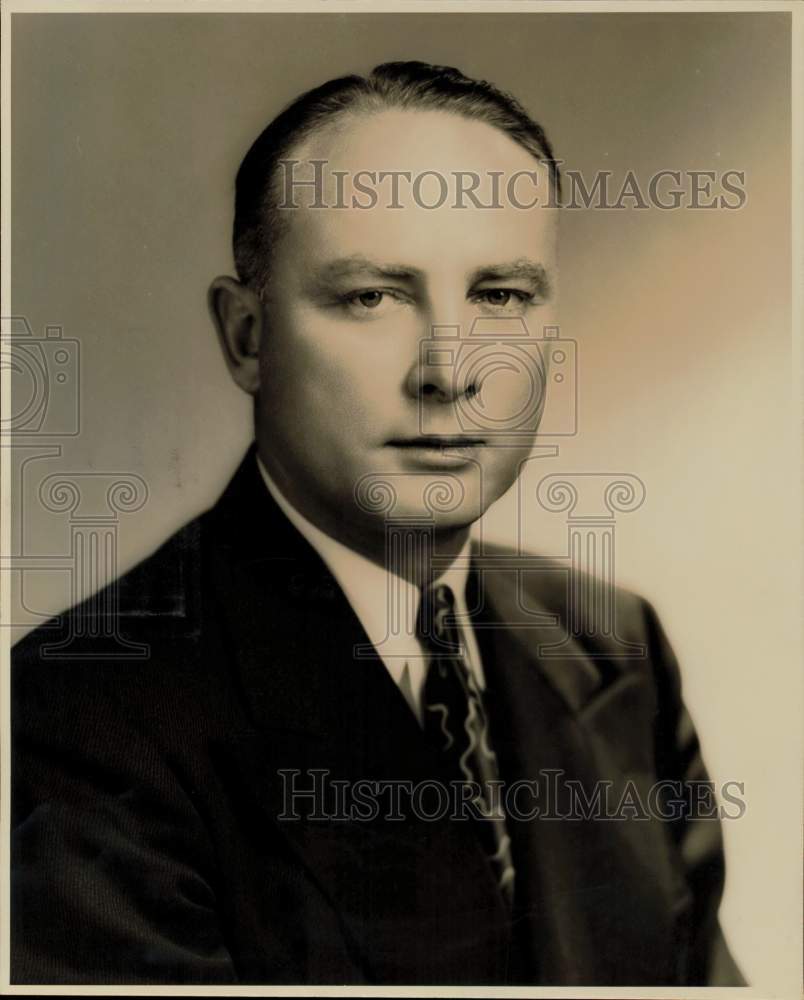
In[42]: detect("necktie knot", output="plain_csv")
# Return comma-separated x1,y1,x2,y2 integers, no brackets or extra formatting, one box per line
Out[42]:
416,582,462,658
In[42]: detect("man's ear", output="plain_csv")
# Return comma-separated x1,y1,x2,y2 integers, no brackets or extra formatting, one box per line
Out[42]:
208,276,265,394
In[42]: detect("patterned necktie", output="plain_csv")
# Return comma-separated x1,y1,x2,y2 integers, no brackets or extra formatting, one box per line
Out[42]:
417,582,515,907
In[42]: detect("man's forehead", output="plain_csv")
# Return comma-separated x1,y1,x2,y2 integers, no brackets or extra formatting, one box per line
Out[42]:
293,107,548,173
278,183,559,279
268,107,559,280
275,205,558,288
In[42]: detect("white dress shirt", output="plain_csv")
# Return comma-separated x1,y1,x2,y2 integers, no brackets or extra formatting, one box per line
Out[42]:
257,455,485,725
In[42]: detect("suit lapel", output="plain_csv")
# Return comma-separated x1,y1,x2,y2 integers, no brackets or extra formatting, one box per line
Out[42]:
472,559,686,985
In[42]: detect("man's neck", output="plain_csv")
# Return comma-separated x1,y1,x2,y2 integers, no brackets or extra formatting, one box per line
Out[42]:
256,450,471,588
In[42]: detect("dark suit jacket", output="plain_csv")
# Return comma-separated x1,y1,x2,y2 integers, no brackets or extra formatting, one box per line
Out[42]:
11,447,744,985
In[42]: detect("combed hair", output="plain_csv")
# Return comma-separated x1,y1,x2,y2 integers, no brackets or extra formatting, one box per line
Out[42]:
233,61,562,293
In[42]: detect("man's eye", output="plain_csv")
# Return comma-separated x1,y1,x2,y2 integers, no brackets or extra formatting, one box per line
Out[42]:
341,289,395,310
474,289,533,308
336,287,412,318
352,290,384,309
485,289,514,306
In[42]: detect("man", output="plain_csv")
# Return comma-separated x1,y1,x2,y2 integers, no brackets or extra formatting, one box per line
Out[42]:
11,61,743,985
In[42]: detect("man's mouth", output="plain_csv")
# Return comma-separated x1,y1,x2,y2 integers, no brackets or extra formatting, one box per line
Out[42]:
388,436,487,450
386,436,487,470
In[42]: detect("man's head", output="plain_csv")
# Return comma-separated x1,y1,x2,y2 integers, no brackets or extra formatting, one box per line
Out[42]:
209,61,561,568
231,61,561,294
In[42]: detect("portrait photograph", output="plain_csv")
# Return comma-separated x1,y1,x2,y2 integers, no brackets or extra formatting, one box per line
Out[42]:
1,2,801,996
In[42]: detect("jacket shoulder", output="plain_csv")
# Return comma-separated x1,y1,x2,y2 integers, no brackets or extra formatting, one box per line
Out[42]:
478,541,652,639
10,513,216,731
14,515,205,656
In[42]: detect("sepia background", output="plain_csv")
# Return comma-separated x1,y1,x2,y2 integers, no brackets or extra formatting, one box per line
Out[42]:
8,10,796,992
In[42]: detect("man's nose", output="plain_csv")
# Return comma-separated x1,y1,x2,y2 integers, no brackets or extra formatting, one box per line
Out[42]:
404,324,478,403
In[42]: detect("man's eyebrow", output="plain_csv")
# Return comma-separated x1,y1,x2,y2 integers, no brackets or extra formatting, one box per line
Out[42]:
470,260,552,294
310,255,553,294
314,256,423,282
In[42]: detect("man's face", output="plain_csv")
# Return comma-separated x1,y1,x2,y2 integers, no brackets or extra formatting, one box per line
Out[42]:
254,109,559,541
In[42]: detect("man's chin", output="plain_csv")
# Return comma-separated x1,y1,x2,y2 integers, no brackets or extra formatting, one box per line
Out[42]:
351,469,487,528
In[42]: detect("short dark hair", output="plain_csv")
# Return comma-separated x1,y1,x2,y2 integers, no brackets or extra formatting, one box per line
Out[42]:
233,60,562,293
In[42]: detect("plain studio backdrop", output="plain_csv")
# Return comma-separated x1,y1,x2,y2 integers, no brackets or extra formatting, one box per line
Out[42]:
8,10,797,993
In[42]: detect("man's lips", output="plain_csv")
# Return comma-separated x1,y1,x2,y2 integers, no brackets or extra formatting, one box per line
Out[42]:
387,436,487,449
386,436,487,471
